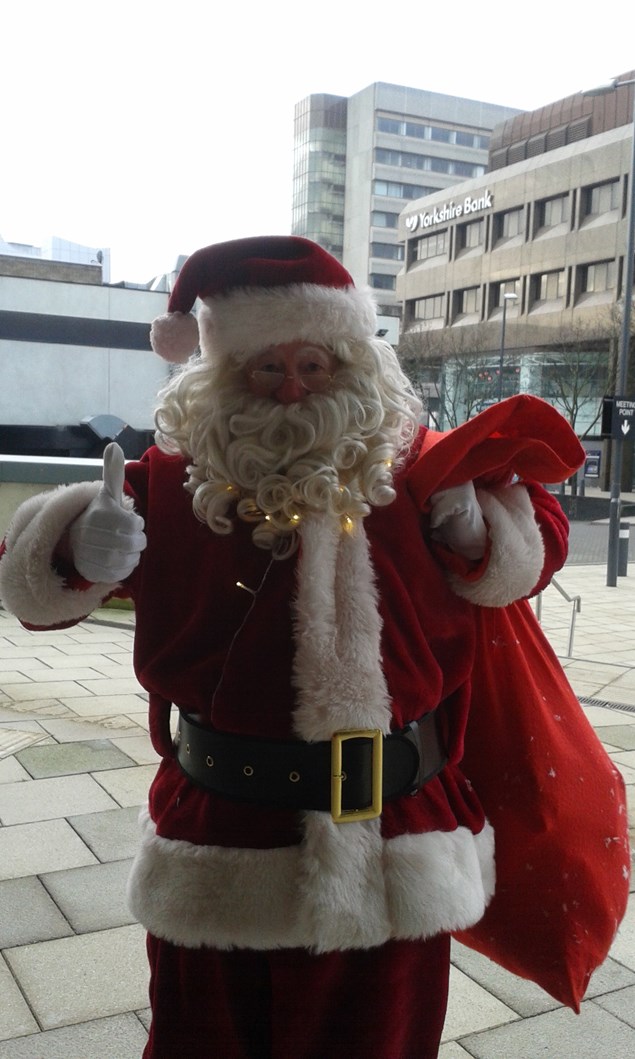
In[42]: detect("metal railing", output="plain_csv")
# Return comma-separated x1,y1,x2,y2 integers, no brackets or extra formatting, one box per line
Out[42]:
534,578,581,657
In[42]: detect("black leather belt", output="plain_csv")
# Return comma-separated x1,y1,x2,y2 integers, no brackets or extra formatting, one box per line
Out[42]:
175,710,447,823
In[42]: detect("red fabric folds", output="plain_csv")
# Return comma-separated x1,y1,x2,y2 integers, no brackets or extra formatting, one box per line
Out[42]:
407,394,586,503
453,601,631,1010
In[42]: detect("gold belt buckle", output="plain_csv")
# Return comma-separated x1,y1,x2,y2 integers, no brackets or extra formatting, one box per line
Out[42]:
330,729,383,823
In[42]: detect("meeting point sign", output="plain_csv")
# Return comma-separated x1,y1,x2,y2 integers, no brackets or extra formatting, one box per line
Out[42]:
405,191,493,233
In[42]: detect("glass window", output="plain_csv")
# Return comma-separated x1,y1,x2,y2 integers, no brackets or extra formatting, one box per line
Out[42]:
455,130,475,147
404,121,427,139
501,208,523,238
457,219,484,250
586,181,619,216
583,260,616,293
458,287,481,314
371,211,399,228
413,294,445,321
377,116,402,134
414,230,447,261
371,242,404,261
539,194,569,228
494,208,524,243
430,126,452,143
373,179,431,199
495,279,520,306
370,273,396,290
535,270,566,301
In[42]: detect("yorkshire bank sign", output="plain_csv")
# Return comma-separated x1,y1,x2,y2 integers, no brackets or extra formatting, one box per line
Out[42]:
405,190,493,233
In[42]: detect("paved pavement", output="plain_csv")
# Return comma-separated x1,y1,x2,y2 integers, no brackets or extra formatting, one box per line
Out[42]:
0,547,633,1055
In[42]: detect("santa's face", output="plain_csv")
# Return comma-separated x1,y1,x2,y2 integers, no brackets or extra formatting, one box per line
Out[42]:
245,341,338,405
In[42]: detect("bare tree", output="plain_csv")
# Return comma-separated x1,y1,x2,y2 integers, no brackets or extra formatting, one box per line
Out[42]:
538,318,611,439
397,323,515,428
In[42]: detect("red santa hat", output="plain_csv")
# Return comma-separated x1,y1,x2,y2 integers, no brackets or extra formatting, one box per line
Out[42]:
150,235,378,365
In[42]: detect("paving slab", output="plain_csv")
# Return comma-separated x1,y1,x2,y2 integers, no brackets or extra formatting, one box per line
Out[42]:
0,957,39,1043
458,998,635,1058
58,694,148,718
0,877,72,947
0,757,30,784
109,734,160,765
0,819,97,880
438,1046,474,1059
4,924,149,1030
40,859,135,933
0,1013,148,1058
450,942,559,1017
67,805,141,862
609,899,635,972
441,966,517,1042
36,715,144,742
0,681,102,702
0,774,118,825
15,739,137,779
594,982,635,1027
93,764,157,807
75,677,146,696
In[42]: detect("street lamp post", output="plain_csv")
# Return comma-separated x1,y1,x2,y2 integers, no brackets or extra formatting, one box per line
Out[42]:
497,292,518,401
583,77,635,586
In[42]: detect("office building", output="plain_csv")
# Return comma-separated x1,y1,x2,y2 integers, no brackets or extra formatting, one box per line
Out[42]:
292,83,521,342
397,73,635,446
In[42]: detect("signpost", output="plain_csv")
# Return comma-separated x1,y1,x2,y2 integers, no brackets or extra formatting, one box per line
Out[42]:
611,397,635,440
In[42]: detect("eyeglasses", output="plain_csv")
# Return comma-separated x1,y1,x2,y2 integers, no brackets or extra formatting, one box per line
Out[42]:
248,367,334,395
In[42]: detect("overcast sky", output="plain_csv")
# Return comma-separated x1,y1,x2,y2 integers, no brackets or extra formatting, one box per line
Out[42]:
2,1,633,283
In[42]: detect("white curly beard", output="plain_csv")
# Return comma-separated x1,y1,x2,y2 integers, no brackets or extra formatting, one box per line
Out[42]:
154,342,420,556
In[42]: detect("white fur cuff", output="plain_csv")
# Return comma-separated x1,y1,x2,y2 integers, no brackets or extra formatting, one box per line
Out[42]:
0,483,121,626
127,807,495,951
448,485,545,607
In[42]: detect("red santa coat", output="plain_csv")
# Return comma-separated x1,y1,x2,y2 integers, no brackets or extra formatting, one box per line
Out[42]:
0,410,572,955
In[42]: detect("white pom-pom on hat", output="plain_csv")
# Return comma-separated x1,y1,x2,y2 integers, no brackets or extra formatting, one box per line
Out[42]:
150,311,200,364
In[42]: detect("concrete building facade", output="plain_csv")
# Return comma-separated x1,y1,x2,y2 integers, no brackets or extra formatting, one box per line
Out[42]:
0,246,170,457
292,83,521,343
397,75,635,442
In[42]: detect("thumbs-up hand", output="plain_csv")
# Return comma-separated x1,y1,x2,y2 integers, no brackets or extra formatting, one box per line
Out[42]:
68,443,147,582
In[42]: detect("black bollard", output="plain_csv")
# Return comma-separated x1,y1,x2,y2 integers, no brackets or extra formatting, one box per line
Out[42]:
618,521,630,576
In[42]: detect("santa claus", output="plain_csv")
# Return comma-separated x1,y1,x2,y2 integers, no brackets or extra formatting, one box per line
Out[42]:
0,236,583,1058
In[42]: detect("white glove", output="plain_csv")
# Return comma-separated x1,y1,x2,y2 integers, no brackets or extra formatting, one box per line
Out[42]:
68,443,147,582
430,481,488,561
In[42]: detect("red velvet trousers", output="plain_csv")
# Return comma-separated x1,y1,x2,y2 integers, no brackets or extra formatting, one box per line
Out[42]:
143,933,451,1059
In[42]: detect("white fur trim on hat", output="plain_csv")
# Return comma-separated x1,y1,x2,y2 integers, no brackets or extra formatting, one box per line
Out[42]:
197,283,378,366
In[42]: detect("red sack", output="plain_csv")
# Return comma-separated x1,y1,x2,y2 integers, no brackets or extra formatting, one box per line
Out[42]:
454,599,631,1011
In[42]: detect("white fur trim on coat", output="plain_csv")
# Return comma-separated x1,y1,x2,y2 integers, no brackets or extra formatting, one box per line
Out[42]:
127,807,495,951
0,483,122,626
447,485,545,608
197,283,378,367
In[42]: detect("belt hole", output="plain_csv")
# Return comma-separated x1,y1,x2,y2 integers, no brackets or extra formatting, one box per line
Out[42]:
243,765,254,777
289,771,300,783
185,744,191,755
206,756,214,768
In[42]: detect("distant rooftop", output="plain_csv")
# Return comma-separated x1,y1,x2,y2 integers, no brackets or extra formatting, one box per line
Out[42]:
0,235,111,283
